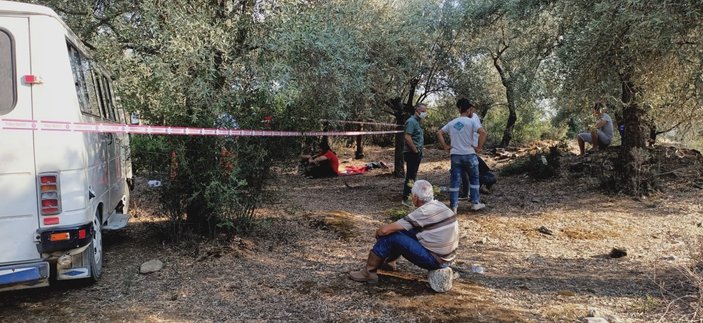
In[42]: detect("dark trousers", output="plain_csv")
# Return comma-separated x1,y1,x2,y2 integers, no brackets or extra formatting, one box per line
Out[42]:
304,160,338,178
460,171,496,196
402,151,422,200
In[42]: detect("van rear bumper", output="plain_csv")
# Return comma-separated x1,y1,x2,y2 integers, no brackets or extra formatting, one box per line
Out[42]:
36,223,93,253
0,261,50,291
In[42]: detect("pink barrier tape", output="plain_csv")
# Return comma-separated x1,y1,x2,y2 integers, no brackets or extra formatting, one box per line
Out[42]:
319,119,399,127
0,118,402,137
303,130,401,136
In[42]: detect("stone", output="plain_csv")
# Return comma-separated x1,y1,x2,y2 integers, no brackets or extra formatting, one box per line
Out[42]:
526,254,544,264
428,267,453,293
609,247,627,258
140,259,163,274
582,317,609,323
538,226,554,235
587,308,600,317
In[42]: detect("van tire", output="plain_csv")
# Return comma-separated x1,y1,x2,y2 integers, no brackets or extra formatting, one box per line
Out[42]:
87,211,103,282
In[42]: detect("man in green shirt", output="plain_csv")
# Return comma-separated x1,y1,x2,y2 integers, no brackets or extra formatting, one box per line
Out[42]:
402,103,428,206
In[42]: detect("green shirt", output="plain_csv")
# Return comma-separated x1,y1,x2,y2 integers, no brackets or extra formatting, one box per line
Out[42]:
403,115,424,153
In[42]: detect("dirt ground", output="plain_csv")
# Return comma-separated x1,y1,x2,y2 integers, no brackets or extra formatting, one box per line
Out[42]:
1,144,702,322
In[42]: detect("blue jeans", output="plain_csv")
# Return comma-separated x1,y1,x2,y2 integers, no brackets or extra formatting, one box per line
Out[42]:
402,151,422,200
371,230,447,271
450,154,479,207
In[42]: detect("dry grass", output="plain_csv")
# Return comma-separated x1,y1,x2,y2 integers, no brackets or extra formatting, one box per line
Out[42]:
540,303,588,322
305,210,359,240
561,228,618,240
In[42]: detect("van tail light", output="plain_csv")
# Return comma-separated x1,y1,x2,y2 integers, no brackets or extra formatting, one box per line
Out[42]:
23,75,43,84
39,173,61,217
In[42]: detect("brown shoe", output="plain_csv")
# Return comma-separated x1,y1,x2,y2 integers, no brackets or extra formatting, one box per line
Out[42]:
348,251,384,284
348,269,379,283
378,260,397,272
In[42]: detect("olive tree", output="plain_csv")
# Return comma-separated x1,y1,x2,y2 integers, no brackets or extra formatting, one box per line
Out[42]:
553,0,703,193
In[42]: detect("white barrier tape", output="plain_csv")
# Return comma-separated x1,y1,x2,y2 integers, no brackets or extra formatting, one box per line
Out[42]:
303,130,401,136
0,118,402,137
319,119,399,127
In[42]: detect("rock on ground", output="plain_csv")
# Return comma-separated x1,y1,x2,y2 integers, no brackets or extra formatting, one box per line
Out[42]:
428,267,453,293
140,259,163,274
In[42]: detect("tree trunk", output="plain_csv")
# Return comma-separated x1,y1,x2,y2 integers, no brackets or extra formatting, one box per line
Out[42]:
393,122,404,177
500,80,517,147
618,73,650,195
355,125,364,159
492,53,517,148
621,105,646,149
385,97,405,177
390,77,420,178
477,103,491,119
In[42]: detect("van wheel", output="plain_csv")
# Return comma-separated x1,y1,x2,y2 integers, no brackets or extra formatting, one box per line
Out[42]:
87,212,103,282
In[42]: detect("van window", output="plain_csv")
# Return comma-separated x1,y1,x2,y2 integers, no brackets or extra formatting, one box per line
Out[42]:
100,76,116,121
102,76,116,121
95,75,109,119
84,67,101,116
67,42,100,116
0,29,16,115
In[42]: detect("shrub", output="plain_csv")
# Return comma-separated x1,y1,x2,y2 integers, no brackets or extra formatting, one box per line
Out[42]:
130,102,302,240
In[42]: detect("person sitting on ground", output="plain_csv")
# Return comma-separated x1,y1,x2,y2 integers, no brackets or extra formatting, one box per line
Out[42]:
300,141,339,178
348,180,458,284
460,155,497,197
577,102,614,156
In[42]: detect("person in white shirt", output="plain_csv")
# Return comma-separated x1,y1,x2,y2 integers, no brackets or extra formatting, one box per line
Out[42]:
348,180,458,284
436,98,487,213
577,103,614,156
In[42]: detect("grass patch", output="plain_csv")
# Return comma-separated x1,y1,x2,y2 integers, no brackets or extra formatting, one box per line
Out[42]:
631,294,662,314
307,211,358,240
561,228,619,240
540,303,586,322
386,207,408,221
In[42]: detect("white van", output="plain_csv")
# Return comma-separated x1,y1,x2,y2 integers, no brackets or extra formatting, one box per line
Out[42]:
0,1,133,291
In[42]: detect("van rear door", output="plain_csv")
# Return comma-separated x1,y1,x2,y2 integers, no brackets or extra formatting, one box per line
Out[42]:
0,16,41,264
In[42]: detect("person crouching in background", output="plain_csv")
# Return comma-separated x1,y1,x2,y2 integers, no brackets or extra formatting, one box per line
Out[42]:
301,141,340,178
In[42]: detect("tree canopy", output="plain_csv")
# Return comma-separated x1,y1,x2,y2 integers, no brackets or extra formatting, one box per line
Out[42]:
26,0,703,227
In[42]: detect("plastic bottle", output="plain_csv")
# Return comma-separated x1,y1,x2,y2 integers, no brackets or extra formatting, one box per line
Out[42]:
470,264,485,274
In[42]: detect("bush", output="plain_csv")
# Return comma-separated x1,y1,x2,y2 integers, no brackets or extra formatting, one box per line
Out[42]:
130,98,303,239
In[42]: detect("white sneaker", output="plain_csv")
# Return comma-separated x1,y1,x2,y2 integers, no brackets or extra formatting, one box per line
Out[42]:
471,203,486,211
451,206,458,214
